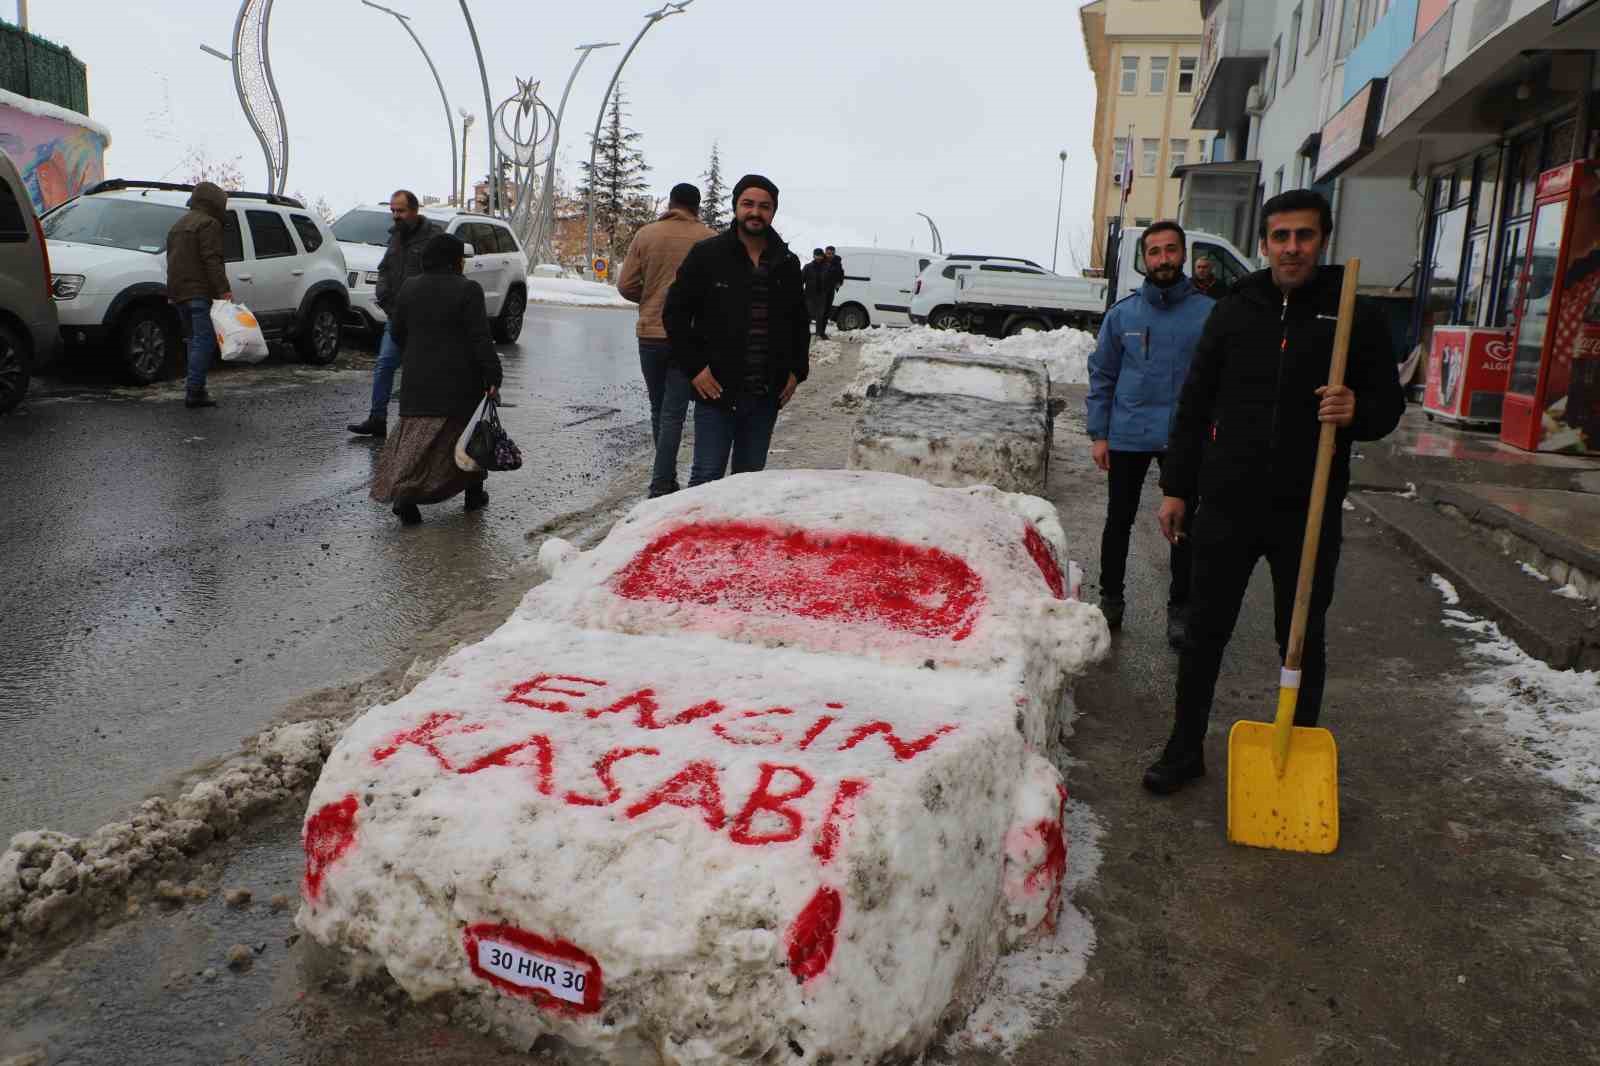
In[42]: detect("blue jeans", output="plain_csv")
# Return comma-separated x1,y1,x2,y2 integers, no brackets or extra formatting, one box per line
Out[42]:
640,339,691,496
184,298,217,393
689,390,781,487
369,323,402,419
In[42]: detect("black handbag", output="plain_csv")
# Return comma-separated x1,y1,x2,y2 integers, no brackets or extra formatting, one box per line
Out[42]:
465,397,523,472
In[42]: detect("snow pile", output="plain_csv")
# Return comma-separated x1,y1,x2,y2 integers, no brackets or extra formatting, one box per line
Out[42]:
0,719,341,963
841,325,1095,405
526,276,636,309
849,353,1054,494
1433,584,1600,837
0,87,113,142
299,471,1109,1064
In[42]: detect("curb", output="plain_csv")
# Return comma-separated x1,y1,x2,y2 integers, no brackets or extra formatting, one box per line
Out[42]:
1421,481,1600,588
1349,491,1600,671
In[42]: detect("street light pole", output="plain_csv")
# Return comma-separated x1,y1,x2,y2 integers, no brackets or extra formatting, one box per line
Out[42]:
458,0,499,215
362,1,456,215
916,212,944,255
1052,149,1068,274
584,1,694,277
527,41,618,265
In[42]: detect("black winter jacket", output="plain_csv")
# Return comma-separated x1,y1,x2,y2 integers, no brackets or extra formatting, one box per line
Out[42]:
390,271,503,419
1160,265,1404,508
374,216,443,313
663,226,811,406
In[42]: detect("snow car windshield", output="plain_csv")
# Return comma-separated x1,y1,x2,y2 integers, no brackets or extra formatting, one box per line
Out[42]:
332,210,393,247
42,198,185,254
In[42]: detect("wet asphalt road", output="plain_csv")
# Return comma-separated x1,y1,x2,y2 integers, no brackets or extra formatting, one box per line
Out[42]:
0,304,646,843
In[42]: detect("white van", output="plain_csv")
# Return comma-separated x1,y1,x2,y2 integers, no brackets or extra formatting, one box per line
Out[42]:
830,247,933,331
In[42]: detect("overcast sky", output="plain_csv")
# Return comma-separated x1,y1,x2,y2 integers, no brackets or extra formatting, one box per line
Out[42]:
32,0,1100,270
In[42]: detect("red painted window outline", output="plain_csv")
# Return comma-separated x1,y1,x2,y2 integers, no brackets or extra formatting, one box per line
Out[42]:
463,922,605,1014
1024,524,1067,600
302,794,359,903
786,885,843,982
610,520,987,641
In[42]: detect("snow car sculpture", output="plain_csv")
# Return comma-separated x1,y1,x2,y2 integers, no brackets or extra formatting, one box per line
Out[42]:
298,470,1108,1064
849,351,1054,494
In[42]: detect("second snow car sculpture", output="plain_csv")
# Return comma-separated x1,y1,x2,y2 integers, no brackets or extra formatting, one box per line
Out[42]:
298,470,1108,1064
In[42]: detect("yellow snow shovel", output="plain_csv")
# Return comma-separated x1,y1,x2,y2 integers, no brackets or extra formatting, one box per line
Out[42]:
1226,259,1361,856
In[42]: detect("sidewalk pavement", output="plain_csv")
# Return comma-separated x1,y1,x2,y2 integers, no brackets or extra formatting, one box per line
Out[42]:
1348,404,1600,670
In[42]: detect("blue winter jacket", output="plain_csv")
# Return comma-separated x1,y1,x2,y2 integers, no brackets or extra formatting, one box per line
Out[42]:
1086,276,1214,453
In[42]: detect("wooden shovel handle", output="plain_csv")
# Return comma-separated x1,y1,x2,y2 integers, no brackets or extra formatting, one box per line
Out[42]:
1284,260,1360,672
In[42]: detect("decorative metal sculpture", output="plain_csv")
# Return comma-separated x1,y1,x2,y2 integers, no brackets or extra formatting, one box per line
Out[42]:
459,0,501,215
523,42,618,265
230,0,289,194
361,1,457,214
491,77,555,231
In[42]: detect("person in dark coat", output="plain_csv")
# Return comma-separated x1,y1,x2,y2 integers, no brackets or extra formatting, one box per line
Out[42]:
1191,254,1230,300
369,234,503,526
801,248,831,338
663,174,811,486
164,181,233,408
348,189,443,439
1141,189,1405,795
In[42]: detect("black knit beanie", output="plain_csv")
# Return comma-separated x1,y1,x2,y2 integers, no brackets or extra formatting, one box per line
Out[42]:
732,173,779,204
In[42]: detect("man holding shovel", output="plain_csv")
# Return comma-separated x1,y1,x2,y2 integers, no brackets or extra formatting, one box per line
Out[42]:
1142,190,1405,795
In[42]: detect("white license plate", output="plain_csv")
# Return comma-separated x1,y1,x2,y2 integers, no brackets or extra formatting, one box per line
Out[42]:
476,939,590,1005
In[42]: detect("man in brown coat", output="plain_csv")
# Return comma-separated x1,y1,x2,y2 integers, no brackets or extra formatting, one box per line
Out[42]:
165,182,232,408
617,182,715,497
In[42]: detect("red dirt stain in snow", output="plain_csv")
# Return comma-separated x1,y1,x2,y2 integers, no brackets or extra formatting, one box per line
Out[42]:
786,885,843,982
302,794,359,902
1024,524,1066,599
611,521,986,640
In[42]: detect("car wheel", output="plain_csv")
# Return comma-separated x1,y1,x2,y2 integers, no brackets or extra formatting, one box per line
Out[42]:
835,304,869,332
492,287,526,344
1004,317,1049,338
929,307,963,331
119,307,177,385
298,298,342,365
0,321,28,414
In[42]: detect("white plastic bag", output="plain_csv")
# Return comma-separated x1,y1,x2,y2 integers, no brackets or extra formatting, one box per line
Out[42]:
211,300,270,364
454,395,491,472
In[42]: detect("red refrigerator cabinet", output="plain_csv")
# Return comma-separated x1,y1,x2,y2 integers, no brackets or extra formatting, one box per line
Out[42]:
1424,326,1513,425
1501,159,1600,453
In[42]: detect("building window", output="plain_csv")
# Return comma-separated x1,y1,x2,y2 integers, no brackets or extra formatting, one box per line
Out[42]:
1308,0,1325,47
1266,39,1281,104
1135,218,1153,227
1142,138,1160,177
1178,56,1198,94
1295,153,1308,187
1273,166,1286,195
1112,137,1128,181
1170,139,1188,170
1195,137,1209,162
1286,6,1302,81
1120,55,1140,94
1150,56,1169,95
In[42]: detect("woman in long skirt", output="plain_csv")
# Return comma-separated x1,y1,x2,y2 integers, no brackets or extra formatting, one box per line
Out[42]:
370,233,504,525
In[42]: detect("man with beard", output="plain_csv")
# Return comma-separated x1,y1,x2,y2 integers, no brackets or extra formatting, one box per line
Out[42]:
1142,189,1404,795
664,174,810,485
348,190,442,439
1086,220,1214,646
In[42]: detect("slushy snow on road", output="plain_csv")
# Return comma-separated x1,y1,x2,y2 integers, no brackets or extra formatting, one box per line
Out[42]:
298,470,1109,1064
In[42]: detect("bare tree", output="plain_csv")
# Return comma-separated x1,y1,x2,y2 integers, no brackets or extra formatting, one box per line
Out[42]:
180,146,245,191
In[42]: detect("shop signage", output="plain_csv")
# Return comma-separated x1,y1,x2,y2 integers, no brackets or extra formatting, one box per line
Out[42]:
1195,2,1226,116
1555,0,1599,26
1315,79,1386,183
1380,8,1454,138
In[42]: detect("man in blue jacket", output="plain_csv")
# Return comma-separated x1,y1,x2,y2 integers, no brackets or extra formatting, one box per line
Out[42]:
1086,220,1214,647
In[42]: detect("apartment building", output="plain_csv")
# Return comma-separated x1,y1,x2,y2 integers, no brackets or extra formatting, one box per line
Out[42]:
1081,0,1217,269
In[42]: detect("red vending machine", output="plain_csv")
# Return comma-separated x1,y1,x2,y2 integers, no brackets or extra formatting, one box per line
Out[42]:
1501,160,1600,453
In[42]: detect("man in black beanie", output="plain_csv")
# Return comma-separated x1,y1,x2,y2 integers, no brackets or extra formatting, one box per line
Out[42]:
663,174,810,485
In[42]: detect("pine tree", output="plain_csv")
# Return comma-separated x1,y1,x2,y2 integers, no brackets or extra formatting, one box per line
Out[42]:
701,142,727,230
578,85,651,261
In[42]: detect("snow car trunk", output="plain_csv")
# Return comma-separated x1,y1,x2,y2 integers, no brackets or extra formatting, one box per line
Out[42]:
849,352,1053,494
299,471,1108,1065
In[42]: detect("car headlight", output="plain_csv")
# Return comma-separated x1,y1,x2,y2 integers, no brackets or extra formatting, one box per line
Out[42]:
51,274,85,300
364,271,381,285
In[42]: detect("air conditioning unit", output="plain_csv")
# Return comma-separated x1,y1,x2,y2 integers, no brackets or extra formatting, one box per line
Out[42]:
1245,83,1266,113
1112,172,1122,185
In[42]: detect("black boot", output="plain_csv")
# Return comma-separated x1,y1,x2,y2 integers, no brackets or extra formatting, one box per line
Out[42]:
1100,597,1125,630
464,485,489,512
185,390,217,409
348,416,387,438
1142,742,1206,795
1166,605,1189,650
392,502,422,525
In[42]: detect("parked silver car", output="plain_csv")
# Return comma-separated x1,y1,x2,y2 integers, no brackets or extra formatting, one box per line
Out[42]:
0,150,60,412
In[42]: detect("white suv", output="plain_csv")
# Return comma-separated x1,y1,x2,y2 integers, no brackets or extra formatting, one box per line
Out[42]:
333,206,528,344
44,180,350,384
